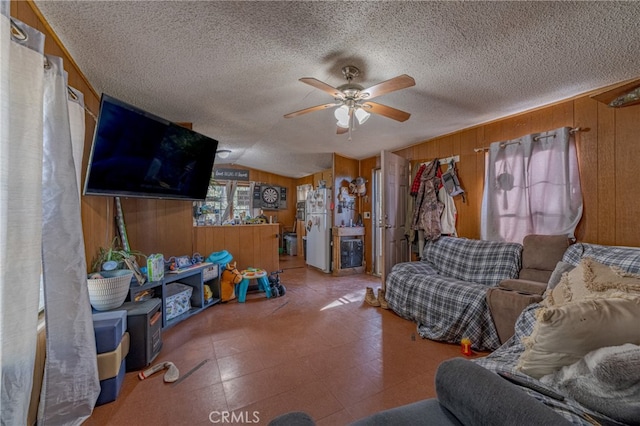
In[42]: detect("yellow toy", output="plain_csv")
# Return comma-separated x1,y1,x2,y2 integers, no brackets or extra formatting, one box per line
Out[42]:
203,284,213,302
220,262,242,302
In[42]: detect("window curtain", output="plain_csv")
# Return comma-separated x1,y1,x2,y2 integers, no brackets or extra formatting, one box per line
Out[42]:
481,127,583,244
1,6,100,425
222,180,238,222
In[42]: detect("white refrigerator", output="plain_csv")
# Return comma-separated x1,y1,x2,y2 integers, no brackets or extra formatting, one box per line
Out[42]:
305,188,332,273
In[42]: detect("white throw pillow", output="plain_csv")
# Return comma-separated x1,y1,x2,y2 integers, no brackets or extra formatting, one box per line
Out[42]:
517,258,640,379
517,297,640,378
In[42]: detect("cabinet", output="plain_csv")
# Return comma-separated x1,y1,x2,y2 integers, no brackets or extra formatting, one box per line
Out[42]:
103,298,163,371
127,263,221,330
332,227,365,276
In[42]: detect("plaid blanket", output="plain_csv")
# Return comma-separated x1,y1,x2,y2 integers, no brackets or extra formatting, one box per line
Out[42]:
474,242,640,425
563,242,640,273
421,237,522,285
386,237,522,351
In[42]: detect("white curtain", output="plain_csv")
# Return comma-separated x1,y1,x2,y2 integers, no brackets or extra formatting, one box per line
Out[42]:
222,180,238,222
39,55,100,424
67,87,86,200
481,127,583,244
1,11,46,425
1,6,100,425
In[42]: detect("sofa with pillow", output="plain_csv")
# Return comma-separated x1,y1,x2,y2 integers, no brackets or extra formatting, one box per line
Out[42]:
385,236,523,351
477,241,640,425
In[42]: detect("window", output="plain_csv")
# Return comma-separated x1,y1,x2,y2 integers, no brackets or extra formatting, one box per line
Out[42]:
194,181,252,225
481,127,582,243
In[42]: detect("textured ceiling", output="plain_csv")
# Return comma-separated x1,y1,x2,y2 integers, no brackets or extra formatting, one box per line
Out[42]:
34,1,640,178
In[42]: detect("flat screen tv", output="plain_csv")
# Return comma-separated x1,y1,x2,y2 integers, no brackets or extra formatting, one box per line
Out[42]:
83,94,218,201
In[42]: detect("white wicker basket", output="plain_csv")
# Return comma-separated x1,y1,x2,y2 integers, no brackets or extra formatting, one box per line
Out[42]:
87,269,134,311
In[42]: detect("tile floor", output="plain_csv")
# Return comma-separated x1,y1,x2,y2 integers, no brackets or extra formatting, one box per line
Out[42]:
85,264,486,425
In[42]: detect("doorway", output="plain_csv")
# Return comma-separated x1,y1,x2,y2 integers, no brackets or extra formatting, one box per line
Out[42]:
371,168,382,276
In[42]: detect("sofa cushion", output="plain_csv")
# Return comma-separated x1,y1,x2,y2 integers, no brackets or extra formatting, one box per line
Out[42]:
498,279,547,295
519,234,569,283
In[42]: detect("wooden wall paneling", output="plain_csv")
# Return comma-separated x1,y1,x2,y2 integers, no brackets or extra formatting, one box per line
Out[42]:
550,101,575,130
596,102,617,245
295,175,314,187
161,200,193,257
13,1,40,32
473,127,486,240
494,116,524,142
614,105,640,246
573,97,599,243
192,226,204,257
359,156,377,273
457,129,479,238
203,226,215,257
250,225,279,273
82,196,115,267
219,226,240,268
528,107,548,141
482,120,505,146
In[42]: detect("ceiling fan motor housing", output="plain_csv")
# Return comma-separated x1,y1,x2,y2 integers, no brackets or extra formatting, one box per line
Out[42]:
341,65,360,81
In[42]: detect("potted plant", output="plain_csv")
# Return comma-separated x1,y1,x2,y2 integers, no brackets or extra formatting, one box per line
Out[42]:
90,236,146,273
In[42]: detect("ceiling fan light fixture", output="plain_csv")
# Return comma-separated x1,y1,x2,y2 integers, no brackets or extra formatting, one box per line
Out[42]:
334,105,349,123
216,149,231,159
355,108,370,125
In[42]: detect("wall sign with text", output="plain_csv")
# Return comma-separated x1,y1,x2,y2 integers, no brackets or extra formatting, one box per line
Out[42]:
213,168,250,181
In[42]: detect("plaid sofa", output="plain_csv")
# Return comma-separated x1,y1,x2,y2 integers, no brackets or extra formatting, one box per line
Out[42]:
386,237,522,351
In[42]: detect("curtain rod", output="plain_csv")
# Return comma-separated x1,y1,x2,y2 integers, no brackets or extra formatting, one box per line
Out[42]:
473,127,582,153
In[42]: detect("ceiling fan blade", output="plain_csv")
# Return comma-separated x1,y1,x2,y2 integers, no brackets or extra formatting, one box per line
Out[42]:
299,78,345,98
336,126,348,134
362,101,411,122
284,103,339,118
360,74,416,100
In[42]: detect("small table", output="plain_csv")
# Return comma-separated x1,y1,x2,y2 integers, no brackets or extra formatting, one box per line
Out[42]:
237,268,271,303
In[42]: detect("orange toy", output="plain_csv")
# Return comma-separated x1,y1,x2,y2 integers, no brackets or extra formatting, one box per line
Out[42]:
220,262,242,302
461,337,473,356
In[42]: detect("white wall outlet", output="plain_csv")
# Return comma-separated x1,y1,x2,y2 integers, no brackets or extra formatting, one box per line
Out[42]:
363,212,371,219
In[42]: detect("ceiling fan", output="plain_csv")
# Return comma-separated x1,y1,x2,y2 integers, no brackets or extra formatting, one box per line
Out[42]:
284,66,415,138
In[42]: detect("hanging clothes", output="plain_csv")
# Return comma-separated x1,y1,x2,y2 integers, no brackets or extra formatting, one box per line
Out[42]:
410,163,426,196
411,160,443,241
438,161,458,236
405,162,421,243
438,186,457,236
